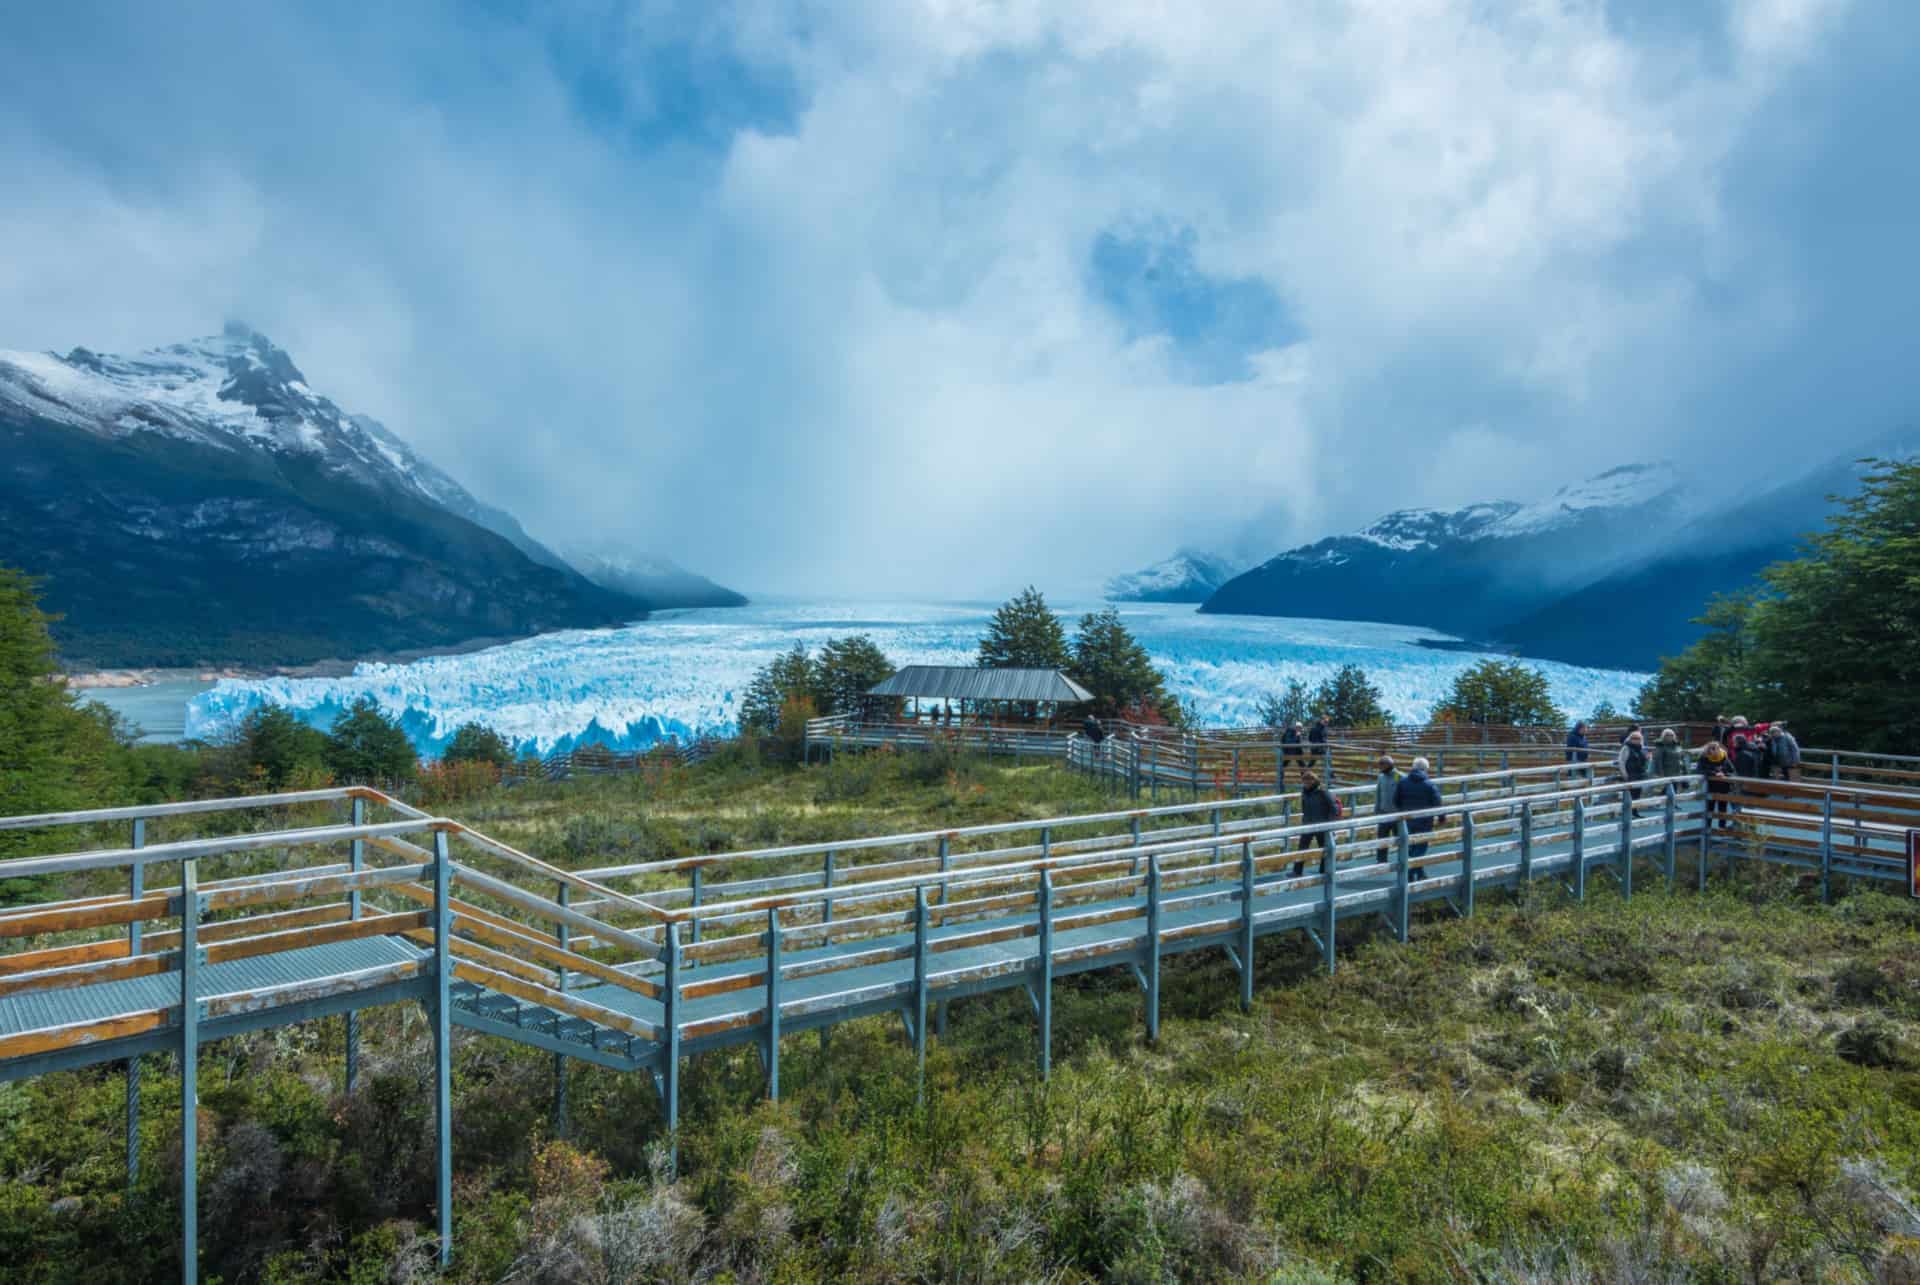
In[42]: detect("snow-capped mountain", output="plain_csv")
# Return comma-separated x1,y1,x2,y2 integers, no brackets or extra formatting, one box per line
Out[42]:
563,548,747,610
1104,549,1245,603
0,323,728,666
1201,463,1684,639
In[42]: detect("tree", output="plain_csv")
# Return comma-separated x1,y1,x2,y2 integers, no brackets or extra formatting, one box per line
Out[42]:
324,697,418,784
1070,608,1174,719
1589,699,1620,723
1256,679,1312,729
977,587,1070,670
443,721,514,767
239,705,330,789
1429,659,1565,727
0,566,130,837
740,645,819,736
813,635,896,717
1313,664,1393,727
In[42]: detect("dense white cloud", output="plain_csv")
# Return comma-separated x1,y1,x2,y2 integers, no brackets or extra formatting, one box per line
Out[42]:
1,1,1911,596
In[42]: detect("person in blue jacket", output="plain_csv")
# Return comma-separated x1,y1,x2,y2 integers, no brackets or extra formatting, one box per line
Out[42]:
1391,756,1443,882
1565,721,1590,765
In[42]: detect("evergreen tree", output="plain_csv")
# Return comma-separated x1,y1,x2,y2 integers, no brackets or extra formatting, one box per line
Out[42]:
1635,594,1763,723
0,567,128,838
1256,679,1313,728
977,587,1070,670
443,721,514,766
740,645,818,735
324,697,418,784
239,705,330,789
1429,659,1564,727
1070,608,1173,718
814,635,896,717
1313,664,1393,727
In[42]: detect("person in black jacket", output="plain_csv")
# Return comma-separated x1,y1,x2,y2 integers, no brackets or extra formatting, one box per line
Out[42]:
1731,732,1764,779
1291,770,1337,878
1082,713,1105,744
1565,722,1590,765
1392,757,1443,882
1279,721,1304,790
1617,730,1650,799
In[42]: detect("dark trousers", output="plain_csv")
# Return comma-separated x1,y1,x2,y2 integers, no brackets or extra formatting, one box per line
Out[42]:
1375,823,1394,864
1290,833,1332,878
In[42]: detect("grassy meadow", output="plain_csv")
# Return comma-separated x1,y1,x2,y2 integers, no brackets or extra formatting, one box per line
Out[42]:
3,747,1918,1282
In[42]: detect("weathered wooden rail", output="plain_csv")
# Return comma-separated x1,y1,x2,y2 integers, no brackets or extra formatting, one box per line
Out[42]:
3,756,1914,1282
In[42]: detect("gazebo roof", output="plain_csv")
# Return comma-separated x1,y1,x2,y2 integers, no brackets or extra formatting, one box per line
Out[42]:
866,665,1094,704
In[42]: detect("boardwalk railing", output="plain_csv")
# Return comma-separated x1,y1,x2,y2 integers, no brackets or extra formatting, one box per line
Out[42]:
4,756,1916,1282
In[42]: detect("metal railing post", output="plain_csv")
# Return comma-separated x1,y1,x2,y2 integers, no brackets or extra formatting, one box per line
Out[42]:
432,830,453,1267
1663,784,1677,890
766,908,782,1100
1239,840,1256,1011
1210,807,1221,862
1232,747,1241,797
1037,872,1053,1078
690,865,704,944
346,796,364,1094
1320,829,1337,974
1461,811,1476,918
553,882,569,1137
1572,796,1587,902
1820,791,1834,904
127,816,144,1195
662,923,681,1147
1394,821,1411,943
180,856,199,1285
913,888,930,1101
1146,855,1162,1041
1698,786,1711,892
1520,801,1534,888
822,849,835,925
1618,787,1634,901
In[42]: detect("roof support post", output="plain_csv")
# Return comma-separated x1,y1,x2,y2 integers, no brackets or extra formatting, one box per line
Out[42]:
345,796,364,1095
432,829,453,1268
127,815,145,1196
180,856,199,1285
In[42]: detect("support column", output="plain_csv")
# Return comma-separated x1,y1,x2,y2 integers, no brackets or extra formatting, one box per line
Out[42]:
1239,841,1255,1012
765,907,782,1100
346,796,364,1094
127,816,145,1195
432,831,453,1268
1145,855,1162,1042
553,882,569,1137
1036,872,1053,1079
180,857,199,1285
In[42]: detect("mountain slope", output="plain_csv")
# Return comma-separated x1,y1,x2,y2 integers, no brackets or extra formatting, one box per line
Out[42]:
1496,440,1918,669
563,549,748,610
0,325,652,667
1104,550,1244,603
1200,464,1683,639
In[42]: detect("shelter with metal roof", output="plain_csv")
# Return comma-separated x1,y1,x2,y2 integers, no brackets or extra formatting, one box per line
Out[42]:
863,665,1093,727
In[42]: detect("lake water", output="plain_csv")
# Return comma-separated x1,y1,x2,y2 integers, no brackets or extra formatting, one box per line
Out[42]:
82,678,216,743
164,599,1648,757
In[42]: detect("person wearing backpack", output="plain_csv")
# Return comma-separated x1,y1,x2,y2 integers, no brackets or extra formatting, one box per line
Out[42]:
1373,754,1400,866
1768,723,1801,781
1291,769,1340,878
1617,730,1650,799
1392,756,1443,882
1731,731,1765,779
1651,728,1688,781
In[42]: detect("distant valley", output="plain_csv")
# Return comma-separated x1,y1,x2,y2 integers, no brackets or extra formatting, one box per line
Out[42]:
0,323,743,668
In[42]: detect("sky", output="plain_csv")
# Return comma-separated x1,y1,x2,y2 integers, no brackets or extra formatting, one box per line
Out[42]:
2,1,1915,598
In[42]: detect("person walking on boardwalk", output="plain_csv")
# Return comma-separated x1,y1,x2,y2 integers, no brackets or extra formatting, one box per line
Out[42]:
1768,723,1801,782
1699,740,1734,829
1280,721,1304,789
1652,728,1687,781
1393,756,1443,882
1565,721,1590,765
1373,754,1400,866
1308,714,1330,775
1290,769,1338,878
1082,713,1105,744
1617,729,1650,798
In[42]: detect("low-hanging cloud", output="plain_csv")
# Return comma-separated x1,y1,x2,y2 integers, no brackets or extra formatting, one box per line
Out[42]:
2,0,1913,597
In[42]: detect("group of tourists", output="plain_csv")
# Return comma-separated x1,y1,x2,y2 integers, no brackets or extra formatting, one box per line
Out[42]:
1566,716,1803,827
1278,716,1331,789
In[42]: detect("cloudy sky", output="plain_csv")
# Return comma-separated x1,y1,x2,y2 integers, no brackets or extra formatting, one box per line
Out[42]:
3,1,1913,596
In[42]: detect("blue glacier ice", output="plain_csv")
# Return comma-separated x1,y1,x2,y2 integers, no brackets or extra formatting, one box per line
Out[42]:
183,599,1653,758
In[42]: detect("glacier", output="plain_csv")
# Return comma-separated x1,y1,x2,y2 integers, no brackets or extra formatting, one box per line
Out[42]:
182,600,1652,758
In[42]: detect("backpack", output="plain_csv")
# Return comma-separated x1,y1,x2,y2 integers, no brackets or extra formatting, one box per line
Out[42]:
1328,793,1345,820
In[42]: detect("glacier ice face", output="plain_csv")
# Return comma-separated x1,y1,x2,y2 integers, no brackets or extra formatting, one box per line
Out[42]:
183,599,1653,758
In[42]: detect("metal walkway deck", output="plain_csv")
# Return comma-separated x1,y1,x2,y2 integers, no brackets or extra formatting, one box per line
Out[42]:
2,759,1915,1282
